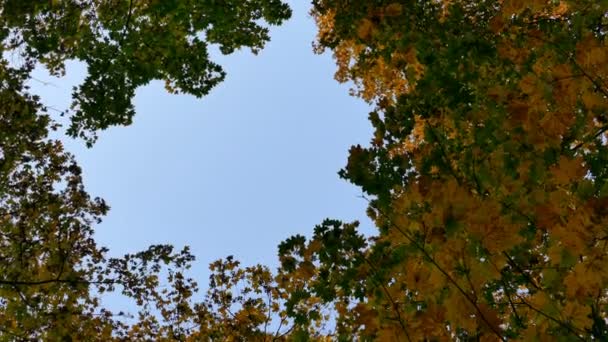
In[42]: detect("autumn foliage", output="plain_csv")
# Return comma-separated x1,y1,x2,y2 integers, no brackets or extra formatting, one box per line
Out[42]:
1,0,608,340
298,0,608,340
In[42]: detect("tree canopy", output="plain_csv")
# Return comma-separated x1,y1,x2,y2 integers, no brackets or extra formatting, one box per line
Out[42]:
1,0,291,144
293,0,608,339
1,0,608,340
0,0,295,339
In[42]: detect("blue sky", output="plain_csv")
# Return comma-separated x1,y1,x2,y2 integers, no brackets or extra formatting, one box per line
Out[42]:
31,1,372,291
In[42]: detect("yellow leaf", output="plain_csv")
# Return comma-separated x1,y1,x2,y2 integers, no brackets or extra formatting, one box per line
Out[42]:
547,243,562,264
582,91,605,109
563,302,592,329
551,63,572,80
519,74,537,94
550,156,585,185
528,292,549,310
357,19,373,40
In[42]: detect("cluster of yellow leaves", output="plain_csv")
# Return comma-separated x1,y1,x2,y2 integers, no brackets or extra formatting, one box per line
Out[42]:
313,5,423,104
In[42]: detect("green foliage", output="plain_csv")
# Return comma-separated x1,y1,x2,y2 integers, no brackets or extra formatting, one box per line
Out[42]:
0,0,291,145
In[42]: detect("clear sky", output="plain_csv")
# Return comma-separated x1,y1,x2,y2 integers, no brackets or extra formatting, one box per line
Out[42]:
30,0,373,298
